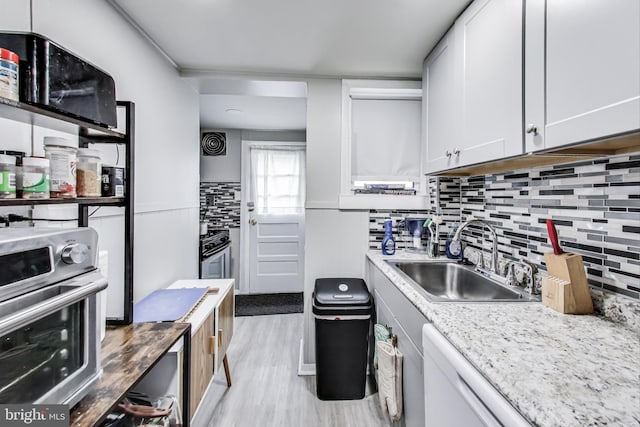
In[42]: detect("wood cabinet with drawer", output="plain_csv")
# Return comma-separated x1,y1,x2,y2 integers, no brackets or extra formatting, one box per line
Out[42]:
134,279,235,424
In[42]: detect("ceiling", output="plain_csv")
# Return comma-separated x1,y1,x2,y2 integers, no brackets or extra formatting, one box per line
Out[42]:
109,0,470,130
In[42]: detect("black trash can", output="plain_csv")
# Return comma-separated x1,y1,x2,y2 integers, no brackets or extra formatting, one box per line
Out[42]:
313,278,373,400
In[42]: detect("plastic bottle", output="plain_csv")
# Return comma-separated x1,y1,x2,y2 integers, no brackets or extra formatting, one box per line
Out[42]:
77,148,102,197
0,48,19,101
381,219,396,255
22,157,50,199
0,154,16,198
44,136,77,198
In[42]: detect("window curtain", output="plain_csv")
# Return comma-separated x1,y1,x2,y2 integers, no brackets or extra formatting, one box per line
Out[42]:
250,147,306,214
350,98,421,184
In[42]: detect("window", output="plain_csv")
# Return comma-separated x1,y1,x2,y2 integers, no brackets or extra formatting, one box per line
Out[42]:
340,80,426,209
250,146,306,214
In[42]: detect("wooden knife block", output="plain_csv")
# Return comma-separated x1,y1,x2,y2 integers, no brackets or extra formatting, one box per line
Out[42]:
543,252,594,314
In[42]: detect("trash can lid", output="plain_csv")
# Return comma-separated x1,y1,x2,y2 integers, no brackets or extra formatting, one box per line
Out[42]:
313,278,371,308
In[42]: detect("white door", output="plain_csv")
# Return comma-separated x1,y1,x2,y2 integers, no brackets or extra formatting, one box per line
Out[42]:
249,214,304,293
243,142,305,294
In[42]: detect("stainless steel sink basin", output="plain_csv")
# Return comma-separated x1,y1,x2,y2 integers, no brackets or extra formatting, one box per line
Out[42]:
387,261,539,302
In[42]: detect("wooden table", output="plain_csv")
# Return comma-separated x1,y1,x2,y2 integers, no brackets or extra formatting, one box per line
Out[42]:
70,322,191,427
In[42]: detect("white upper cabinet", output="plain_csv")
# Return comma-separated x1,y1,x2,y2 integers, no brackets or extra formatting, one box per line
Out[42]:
423,0,523,174
455,0,523,164
424,30,459,173
525,0,640,152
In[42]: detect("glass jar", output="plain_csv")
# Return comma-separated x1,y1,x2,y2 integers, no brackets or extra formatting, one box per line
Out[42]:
22,157,50,199
0,154,16,198
44,137,77,198
77,148,102,197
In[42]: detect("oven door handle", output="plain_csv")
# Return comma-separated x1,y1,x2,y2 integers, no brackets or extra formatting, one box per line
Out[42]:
0,272,108,336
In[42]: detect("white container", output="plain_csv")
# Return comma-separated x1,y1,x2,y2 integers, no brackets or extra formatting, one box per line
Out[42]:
77,148,102,197
0,48,19,102
0,154,16,198
44,137,77,198
21,157,50,199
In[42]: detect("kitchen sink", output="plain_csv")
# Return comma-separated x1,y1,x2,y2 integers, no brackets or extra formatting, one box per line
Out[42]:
387,261,539,302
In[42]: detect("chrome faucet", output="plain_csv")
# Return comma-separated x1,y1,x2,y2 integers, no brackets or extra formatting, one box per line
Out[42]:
452,218,499,274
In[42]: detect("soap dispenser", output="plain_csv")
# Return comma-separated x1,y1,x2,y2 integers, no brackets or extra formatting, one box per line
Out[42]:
382,219,396,255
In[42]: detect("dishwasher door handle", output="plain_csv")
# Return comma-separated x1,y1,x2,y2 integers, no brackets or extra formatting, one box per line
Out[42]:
457,374,502,427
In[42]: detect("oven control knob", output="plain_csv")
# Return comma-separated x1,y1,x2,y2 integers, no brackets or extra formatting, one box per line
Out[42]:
61,243,89,264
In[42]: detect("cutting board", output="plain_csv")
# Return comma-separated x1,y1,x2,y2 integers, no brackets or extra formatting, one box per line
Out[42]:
133,288,209,323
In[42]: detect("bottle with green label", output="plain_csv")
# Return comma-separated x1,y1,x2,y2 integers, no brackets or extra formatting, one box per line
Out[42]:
0,154,17,199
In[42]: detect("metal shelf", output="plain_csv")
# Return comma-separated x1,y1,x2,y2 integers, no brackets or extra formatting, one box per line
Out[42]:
0,197,125,207
0,96,125,139
0,99,136,325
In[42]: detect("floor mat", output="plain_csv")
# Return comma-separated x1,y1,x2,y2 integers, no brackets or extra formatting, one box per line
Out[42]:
235,292,304,316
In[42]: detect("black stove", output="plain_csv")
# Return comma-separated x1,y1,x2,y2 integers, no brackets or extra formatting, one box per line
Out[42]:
200,229,230,260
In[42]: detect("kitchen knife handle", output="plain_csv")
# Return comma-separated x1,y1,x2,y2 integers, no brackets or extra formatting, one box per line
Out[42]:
546,219,563,255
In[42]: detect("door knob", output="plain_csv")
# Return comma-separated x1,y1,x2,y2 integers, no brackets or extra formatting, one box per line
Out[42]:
249,219,257,226
453,148,460,155
445,150,452,158
525,124,538,135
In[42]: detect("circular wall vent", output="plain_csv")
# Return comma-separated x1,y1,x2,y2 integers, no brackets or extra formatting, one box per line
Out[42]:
201,132,227,156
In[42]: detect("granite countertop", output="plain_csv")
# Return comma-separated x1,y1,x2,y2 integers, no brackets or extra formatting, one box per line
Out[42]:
367,250,640,427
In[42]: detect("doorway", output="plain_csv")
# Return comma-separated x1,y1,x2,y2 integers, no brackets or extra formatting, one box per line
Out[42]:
241,141,306,294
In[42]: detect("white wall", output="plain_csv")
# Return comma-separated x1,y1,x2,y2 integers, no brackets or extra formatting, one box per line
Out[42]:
0,0,201,315
200,129,242,182
302,79,370,366
302,209,370,365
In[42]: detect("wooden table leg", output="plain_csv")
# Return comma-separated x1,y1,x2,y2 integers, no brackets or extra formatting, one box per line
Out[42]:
223,354,232,387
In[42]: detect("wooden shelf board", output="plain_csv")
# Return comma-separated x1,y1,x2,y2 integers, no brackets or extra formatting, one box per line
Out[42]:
0,96,125,139
70,322,191,427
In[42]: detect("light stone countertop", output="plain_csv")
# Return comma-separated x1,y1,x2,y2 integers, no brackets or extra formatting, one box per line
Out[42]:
367,250,640,427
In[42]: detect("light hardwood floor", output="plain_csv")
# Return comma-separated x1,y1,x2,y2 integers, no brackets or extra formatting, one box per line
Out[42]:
201,313,391,427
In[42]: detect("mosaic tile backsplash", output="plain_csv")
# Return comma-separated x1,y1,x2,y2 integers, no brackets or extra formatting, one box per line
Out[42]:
459,154,639,299
369,153,640,300
200,182,241,228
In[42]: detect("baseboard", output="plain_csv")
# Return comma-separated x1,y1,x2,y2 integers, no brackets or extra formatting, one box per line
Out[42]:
297,339,316,376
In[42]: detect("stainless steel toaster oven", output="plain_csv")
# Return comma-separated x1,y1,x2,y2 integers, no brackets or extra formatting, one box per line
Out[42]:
0,227,107,408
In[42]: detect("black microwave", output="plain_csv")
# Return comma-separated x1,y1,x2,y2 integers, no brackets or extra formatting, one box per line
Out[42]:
0,32,117,129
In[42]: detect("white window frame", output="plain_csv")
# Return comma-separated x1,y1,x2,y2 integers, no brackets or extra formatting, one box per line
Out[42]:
340,79,428,210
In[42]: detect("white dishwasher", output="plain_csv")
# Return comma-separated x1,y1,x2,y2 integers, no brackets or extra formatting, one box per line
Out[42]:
422,324,531,427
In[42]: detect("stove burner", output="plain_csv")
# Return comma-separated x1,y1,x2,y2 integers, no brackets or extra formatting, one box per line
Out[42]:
200,229,230,260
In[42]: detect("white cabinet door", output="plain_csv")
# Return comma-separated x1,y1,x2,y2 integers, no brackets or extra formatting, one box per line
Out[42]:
526,0,640,152
424,30,460,174
455,0,524,166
